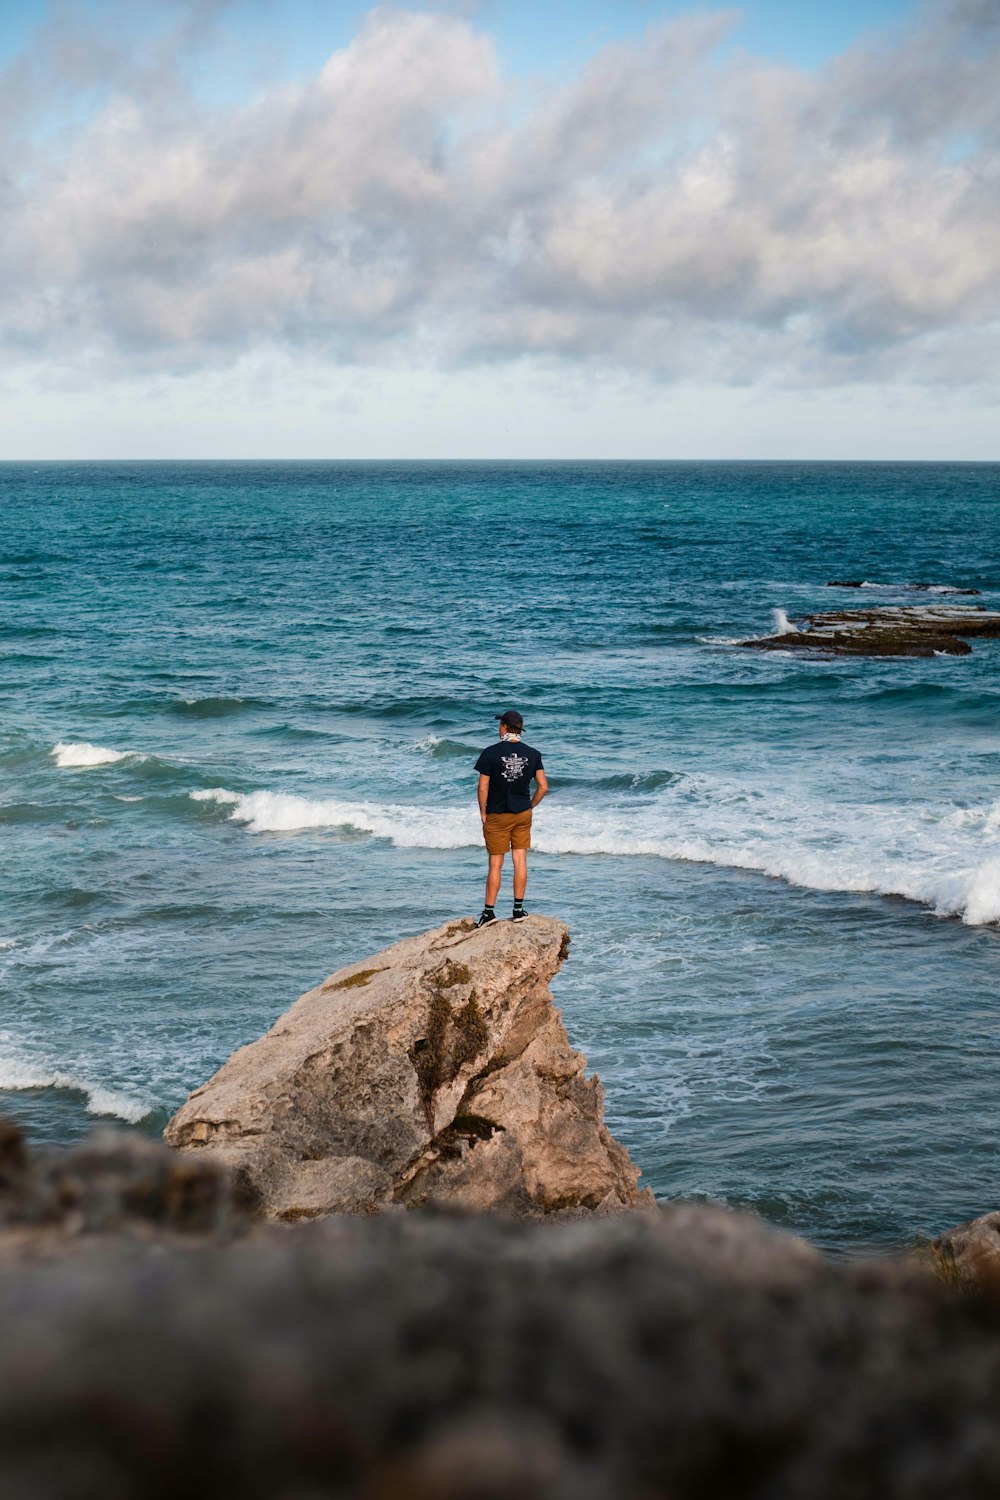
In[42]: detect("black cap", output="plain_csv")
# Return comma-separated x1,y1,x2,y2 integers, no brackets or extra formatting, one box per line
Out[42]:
495,709,523,731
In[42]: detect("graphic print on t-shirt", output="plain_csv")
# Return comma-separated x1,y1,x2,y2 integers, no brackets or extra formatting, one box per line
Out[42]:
500,751,529,782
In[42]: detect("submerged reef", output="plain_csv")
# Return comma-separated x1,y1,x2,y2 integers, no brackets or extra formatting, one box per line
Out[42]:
826,581,982,595
741,604,1000,657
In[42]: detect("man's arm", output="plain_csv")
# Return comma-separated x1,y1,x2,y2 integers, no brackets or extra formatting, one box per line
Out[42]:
531,768,549,809
478,773,490,824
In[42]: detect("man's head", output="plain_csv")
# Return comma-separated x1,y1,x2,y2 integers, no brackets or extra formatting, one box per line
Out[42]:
496,709,523,735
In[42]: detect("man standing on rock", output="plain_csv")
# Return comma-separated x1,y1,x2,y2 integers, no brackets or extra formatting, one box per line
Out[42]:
474,710,548,926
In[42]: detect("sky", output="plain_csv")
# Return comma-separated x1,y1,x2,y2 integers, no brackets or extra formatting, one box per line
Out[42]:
0,0,998,459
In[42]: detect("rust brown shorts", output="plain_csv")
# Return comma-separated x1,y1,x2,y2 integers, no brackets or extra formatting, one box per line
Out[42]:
483,810,532,855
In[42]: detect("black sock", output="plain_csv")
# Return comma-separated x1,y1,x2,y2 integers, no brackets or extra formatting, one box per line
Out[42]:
513,898,524,911
483,905,495,915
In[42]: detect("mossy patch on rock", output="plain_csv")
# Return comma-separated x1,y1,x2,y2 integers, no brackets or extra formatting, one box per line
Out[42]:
450,1113,503,1141
433,960,471,987
410,963,490,1130
325,968,386,991
439,919,475,938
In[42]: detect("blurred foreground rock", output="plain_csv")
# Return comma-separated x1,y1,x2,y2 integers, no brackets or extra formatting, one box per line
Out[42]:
3,1183,1000,1499
166,916,651,1218
0,1118,256,1252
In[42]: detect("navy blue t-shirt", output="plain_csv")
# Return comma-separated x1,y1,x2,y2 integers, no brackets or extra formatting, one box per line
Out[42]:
474,739,544,814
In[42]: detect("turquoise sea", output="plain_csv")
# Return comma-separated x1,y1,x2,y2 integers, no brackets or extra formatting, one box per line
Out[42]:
2,460,1000,1254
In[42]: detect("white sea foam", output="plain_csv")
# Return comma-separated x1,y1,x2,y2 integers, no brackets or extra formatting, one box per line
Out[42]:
0,1046,151,1123
191,779,1000,927
770,608,798,635
196,787,477,846
0,929,75,980
944,801,1000,832
52,741,138,768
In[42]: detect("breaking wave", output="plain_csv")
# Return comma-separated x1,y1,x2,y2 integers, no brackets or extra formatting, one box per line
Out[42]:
0,1042,151,1124
192,787,474,847
415,736,480,759
189,781,1000,926
560,769,679,793
52,741,143,768
169,696,267,718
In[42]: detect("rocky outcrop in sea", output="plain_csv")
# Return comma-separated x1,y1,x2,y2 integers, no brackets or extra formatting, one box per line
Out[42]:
740,604,1000,657
164,915,651,1218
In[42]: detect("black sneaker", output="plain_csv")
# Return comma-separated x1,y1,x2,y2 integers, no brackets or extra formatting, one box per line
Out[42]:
475,909,497,927
511,907,528,921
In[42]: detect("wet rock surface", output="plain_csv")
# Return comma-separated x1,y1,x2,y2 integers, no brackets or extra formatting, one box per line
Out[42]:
165,917,651,1218
3,1204,1000,1499
827,581,982,595
740,605,1000,657
928,1209,1000,1294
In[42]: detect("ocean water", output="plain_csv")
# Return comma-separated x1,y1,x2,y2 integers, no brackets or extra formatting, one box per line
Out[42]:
2,460,999,1254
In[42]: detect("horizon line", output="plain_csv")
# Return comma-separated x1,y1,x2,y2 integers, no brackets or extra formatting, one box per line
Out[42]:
1,456,998,466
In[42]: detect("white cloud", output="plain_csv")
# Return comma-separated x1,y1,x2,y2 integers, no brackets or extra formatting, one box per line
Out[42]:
1,0,999,395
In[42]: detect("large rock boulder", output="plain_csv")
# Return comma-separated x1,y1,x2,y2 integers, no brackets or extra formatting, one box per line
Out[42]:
165,916,651,1219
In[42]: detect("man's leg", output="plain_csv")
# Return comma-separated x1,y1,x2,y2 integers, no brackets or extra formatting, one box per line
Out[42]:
485,852,504,908
511,848,527,901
